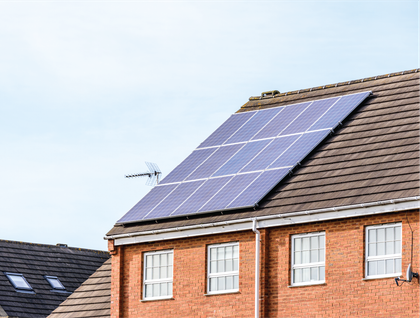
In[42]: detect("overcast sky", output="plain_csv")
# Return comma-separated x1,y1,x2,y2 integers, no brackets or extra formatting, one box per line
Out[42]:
0,1,418,250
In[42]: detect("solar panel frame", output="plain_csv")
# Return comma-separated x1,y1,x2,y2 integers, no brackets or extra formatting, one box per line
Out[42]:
116,91,372,225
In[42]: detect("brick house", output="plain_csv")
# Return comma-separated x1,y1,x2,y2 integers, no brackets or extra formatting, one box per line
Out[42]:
105,69,419,318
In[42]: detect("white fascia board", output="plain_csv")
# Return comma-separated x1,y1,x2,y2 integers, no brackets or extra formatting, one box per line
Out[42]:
112,197,420,246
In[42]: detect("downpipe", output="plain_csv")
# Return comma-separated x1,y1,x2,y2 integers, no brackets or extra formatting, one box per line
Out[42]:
252,219,260,318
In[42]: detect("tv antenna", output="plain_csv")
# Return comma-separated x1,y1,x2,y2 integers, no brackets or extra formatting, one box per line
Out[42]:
395,264,419,286
125,162,162,186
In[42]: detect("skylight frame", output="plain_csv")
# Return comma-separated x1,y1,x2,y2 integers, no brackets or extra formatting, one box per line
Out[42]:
4,272,34,292
44,275,66,290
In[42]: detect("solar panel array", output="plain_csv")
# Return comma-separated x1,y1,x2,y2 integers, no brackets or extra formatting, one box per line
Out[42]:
118,91,371,224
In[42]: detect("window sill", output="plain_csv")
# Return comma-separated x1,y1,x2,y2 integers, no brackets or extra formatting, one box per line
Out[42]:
205,290,240,296
141,296,174,302
288,282,326,288
363,274,401,281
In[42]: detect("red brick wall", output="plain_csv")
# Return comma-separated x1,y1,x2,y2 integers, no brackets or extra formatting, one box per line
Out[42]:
110,210,419,318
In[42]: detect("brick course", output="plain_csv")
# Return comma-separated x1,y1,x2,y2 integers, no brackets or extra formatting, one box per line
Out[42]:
110,210,419,317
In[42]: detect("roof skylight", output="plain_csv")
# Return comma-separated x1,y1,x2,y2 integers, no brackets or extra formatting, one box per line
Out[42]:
5,273,33,292
44,276,66,290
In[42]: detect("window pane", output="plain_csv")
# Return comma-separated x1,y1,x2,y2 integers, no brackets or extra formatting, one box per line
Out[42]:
395,258,402,273
210,278,217,291
302,237,310,250
319,266,325,281
319,235,325,248
395,226,401,240
153,267,159,279
168,282,173,296
218,276,225,290
311,236,318,249
311,267,318,281
160,266,167,279
210,261,217,273
168,265,173,278
168,253,173,265
386,259,394,274
153,254,160,267
377,229,385,242
395,240,401,254
302,251,310,264
319,248,325,262
217,247,225,260
153,283,159,297
386,242,394,255
386,227,394,241
234,275,239,289
146,284,152,298
369,243,376,257
368,229,376,243
161,282,167,296
311,250,318,263
368,261,377,276
161,254,168,266
294,268,302,283
146,268,152,280
226,259,233,272
233,259,239,271
210,248,217,261
295,238,302,251
233,245,239,258
218,260,225,272
226,276,233,290
9,276,30,289
146,255,153,267
226,246,233,259
294,251,301,265
303,268,310,282
377,260,385,275
377,242,385,256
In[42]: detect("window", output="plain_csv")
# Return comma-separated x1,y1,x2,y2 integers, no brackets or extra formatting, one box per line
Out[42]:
4,273,34,292
143,250,173,300
207,242,239,294
366,223,402,278
291,232,325,286
45,276,66,290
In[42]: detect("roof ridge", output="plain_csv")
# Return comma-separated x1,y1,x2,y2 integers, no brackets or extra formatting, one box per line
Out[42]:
248,68,420,101
0,239,109,255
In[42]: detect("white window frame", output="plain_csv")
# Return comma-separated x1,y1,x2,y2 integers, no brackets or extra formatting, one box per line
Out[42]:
365,223,402,279
143,249,173,300
207,242,239,295
291,231,325,286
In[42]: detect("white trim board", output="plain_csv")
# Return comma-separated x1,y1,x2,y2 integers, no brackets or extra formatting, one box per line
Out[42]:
108,197,420,246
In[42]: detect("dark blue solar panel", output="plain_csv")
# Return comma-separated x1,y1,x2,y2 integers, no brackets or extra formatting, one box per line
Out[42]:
309,92,371,131
225,107,283,144
117,184,178,223
160,148,217,184
269,130,330,168
185,144,244,181
212,140,271,177
280,97,339,136
240,135,301,172
251,102,310,140
198,111,256,148
227,168,289,208
171,176,233,216
144,180,205,220
199,172,261,212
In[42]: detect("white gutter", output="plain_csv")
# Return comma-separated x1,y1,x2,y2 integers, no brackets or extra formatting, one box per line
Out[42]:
105,196,420,245
252,219,260,318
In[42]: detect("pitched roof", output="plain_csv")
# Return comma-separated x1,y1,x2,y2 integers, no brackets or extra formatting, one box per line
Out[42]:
0,239,109,318
107,68,420,237
48,259,111,318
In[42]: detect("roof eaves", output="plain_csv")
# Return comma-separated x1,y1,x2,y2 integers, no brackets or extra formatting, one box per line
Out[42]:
247,68,420,102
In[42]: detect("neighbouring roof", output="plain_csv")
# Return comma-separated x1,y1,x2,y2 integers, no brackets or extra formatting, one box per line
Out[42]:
0,239,109,318
107,68,420,237
48,259,111,318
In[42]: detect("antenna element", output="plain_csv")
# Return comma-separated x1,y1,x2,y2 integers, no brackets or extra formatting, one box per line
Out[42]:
125,162,162,186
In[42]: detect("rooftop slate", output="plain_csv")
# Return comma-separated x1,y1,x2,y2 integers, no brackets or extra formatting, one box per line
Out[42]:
47,259,111,318
0,240,109,318
107,69,420,236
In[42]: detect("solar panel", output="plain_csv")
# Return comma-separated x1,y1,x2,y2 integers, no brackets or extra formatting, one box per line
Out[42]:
117,91,371,224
